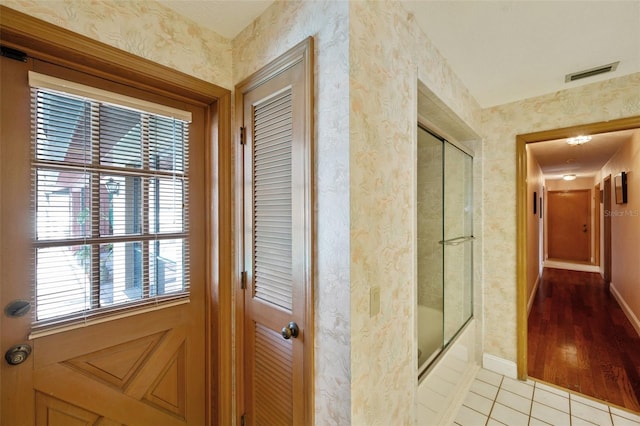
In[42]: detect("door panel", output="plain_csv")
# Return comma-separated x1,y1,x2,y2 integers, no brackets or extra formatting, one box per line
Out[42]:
443,142,474,344
547,190,591,262
238,38,313,426
1,55,206,425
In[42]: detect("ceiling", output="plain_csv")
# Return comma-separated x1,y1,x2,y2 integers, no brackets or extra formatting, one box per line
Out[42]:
159,0,640,109
527,129,636,180
158,0,640,176
158,0,274,40
401,1,640,108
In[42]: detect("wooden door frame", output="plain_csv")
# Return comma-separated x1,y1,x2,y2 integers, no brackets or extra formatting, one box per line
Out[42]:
603,175,612,283
516,115,640,380
0,7,233,425
594,183,601,266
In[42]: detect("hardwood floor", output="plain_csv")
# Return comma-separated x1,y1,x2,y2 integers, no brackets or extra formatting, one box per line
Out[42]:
528,267,640,413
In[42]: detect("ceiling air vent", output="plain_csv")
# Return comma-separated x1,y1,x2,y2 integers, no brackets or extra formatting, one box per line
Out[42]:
565,61,619,82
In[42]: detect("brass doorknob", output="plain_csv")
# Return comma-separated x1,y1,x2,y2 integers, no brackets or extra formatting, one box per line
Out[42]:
5,344,31,365
281,322,299,340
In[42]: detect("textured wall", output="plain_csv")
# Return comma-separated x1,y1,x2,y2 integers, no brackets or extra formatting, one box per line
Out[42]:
232,2,352,424
234,2,482,422
599,130,640,328
3,0,232,88
349,1,481,424
482,73,640,362
526,150,544,305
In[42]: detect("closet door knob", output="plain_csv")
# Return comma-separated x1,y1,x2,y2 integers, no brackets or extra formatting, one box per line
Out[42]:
281,322,299,340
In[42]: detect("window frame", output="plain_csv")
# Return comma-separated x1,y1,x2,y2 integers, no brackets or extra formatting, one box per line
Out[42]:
31,82,193,326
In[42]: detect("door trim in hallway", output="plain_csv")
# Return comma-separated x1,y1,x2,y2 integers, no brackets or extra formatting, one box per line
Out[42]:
516,115,640,380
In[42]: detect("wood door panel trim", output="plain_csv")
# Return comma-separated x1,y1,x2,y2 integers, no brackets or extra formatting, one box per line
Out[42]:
36,392,102,425
63,332,166,390
34,364,186,426
125,327,187,399
33,308,183,367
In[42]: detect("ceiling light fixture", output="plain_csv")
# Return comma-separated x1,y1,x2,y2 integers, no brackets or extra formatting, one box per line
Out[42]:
566,135,591,146
563,174,577,181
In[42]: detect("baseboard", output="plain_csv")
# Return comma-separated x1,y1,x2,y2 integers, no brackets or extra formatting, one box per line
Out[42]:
482,353,517,379
610,282,640,337
544,260,600,273
527,275,541,315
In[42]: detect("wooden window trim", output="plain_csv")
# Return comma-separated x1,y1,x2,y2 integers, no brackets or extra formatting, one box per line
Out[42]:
0,6,233,425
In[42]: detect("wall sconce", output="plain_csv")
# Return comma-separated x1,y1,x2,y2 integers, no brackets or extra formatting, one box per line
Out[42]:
615,171,628,204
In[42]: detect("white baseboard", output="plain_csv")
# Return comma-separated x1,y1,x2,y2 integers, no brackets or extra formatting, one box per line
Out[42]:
610,282,640,337
527,275,541,315
482,353,517,379
544,260,600,273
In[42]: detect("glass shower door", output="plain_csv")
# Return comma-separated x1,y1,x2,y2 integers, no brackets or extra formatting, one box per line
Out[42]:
417,126,444,370
443,143,473,345
417,125,474,376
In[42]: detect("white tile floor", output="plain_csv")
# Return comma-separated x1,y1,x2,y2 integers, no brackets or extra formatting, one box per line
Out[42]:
452,369,640,426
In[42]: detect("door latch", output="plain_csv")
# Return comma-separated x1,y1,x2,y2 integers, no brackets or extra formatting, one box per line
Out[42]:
5,344,32,365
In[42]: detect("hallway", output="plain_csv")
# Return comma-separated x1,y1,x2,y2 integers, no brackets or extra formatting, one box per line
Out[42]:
528,268,640,412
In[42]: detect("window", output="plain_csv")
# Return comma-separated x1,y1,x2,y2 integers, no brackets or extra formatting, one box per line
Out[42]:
30,72,192,326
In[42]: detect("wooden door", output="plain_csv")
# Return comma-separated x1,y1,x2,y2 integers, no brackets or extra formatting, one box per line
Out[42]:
237,38,314,425
603,176,612,282
1,55,207,425
593,184,601,266
547,190,591,262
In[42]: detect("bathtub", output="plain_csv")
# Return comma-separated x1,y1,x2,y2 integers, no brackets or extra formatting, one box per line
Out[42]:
417,305,443,370
417,318,478,425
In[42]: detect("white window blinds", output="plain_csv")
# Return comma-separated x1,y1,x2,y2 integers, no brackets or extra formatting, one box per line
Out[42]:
29,72,191,329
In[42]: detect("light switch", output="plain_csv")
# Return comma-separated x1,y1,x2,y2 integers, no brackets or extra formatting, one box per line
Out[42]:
370,286,380,317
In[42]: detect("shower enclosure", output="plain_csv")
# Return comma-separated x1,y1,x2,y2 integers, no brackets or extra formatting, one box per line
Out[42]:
417,124,474,377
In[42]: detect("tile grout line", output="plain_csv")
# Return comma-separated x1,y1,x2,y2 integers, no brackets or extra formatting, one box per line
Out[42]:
529,382,536,426
450,370,640,426
567,385,572,426
484,375,504,426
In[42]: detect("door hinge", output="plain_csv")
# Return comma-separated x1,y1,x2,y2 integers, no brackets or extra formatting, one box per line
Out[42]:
240,126,246,145
240,413,247,426
240,270,247,289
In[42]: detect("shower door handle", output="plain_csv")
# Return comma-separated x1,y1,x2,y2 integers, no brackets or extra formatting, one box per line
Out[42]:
439,236,475,246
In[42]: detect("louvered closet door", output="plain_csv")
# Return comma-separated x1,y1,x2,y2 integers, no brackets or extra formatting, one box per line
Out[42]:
240,38,313,426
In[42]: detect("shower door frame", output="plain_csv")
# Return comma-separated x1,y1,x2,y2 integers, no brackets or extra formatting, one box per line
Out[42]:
417,123,475,379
